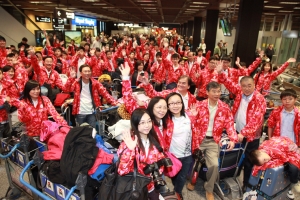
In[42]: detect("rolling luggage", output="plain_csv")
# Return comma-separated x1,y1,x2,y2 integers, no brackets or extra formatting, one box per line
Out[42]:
244,165,290,200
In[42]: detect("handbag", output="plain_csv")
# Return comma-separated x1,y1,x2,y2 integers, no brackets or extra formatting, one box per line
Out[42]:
98,149,151,200
54,93,70,106
152,138,182,178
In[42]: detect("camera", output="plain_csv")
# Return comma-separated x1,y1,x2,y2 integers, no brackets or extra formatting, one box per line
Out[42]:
193,149,205,164
140,71,145,76
143,158,173,190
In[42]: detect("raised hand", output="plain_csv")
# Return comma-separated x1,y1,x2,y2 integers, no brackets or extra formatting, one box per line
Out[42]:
235,57,240,66
122,130,137,150
216,60,224,74
119,62,130,77
287,58,296,63
226,141,235,151
163,42,169,48
90,49,96,56
121,49,127,57
69,67,77,78
189,103,198,116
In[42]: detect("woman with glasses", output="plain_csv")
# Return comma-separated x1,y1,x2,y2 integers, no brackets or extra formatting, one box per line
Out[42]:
117,108,166,200
165,92,198,200
16,80,67,136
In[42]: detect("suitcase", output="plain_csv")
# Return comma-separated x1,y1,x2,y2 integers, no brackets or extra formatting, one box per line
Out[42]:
244,165,291,200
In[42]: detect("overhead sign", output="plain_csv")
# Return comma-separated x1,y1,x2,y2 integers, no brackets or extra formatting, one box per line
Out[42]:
54,9,66,18
66,12,74,19
72,16,96,26
52,24,65,30
35,16,51,23
52,18,70,25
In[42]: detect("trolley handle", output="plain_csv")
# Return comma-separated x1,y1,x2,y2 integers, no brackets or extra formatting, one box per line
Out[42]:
65,185,78,200
19,160,52,200
0,143,20,159
97,106,119,113
263,90,281,95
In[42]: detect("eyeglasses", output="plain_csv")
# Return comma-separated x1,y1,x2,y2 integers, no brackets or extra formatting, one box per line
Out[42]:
138,120,152,126
168,102,182,106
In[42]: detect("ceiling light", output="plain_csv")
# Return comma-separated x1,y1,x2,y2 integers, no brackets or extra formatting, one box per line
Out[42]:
294,7,300,9
186,8,199,10
30,1,52,3
103,7,114,8
192,2,209,4
82,0,100,2
35,10,49,11
264,13,275,15
190,5,205,8
279,2,300,4
93,3,106,5
265,6,282,8
23,7,38,9
278,10,293,12
264,1,269,3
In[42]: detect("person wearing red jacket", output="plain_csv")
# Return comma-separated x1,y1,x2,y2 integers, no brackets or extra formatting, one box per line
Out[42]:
196,56,219,101
150,52,166,91
139,75,197,110
70,47,96,77
183,52,201,95
0,36,7,68
16,80,67,137
165,92,198,199
2,66,24,99
216,62,266,191
195,48,207,70
268,89,300,146
254,58,295,95
177,39,184,57
63,64,118,128
117,108,165,200
249,136,300,198
192,82,237,199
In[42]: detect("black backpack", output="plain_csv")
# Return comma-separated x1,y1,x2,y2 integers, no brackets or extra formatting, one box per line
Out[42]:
60,126,99,186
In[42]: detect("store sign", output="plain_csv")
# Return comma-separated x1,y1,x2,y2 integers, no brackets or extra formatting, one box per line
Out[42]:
54,9,66,18
66,12,74,19
35,16,51,23
72,16,96,26
52,24,65,30
52,18,70,25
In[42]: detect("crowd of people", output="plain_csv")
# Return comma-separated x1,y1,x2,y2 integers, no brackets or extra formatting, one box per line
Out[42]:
0,29,299,200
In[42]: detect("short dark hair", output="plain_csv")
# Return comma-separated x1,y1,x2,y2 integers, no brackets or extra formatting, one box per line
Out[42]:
280,89,297,99
22,37,28,42
197,48,203,53
84,43,90,47
206,81,221,91
156,52,162,57
248,150,263,166
78,46,85,51
166,92,186,118
240,76,254,84
209,56,218,62
43,56,53,61
171,53,179,59
240,62,246,67
221,56,231,62
55,47,62,52
6,53,15,58
95,47,101,52
2,65,15,73
79,64,91,72
0,35,6,42
23,80,43,106
178,75,192,86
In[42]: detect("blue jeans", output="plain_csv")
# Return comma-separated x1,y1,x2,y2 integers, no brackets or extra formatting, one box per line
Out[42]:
76,114,96,128
171,155,193,194
288,163,300,184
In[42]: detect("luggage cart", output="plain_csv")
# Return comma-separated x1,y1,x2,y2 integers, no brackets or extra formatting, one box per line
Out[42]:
0,133,46,200
95,106,120,140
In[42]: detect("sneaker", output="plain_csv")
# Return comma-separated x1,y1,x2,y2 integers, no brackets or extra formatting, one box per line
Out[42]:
175,192,183,200
293,182,300,193
287,190,295,199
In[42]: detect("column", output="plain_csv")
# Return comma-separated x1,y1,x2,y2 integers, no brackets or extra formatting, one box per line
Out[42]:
232,0,264,66
183,23,187,37
204,10,219,55
192,17,202,51
187,20,194,38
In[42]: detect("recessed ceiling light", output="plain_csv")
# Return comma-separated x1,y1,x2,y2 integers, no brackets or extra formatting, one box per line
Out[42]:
23,7,38,9
35,10,49,11
30,1,52,3
264,13,275,15
192,2,209,4
144,7,156,9
279,2,300,4
264,1,269,3
278,10,293,12
265,6,283,8
294,7,300,9
82,0,100,2
93,3,106,5
190,5,205,8
186,8,199,10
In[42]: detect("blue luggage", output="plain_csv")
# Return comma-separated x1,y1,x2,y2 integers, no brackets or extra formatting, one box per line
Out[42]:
245,165,291,200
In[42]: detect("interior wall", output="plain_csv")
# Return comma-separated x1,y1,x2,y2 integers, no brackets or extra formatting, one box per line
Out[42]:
0,6,35,47
24,10,53,34
215,25,236,55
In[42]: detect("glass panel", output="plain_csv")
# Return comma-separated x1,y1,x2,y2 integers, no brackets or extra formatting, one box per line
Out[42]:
277,38,292,64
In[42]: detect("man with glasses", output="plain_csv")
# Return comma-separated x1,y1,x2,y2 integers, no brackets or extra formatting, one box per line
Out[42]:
64,64,119,127
216,62,266,192
196,56,219,101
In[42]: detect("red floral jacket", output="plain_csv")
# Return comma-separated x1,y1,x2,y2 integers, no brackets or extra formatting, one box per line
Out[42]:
195,99,238,147
0,95,8,122
3,73,22,99
16,96,67,136
63,77,117,115
47,46,69,74
195,56,208,69
268,106,300,146
0,48,7,67
218,73,266,142
139,83,197,109
0,77,16,122
252,136,300,176
196,68,218,98
183,61,201,84
117,142,165,192
150,61,166,84
31,55,64,90
70,55,96,75
14,64,28,92
102,47,122,72
254,62,289,95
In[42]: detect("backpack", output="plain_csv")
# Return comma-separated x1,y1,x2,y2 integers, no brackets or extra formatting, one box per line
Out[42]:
60,126,98,186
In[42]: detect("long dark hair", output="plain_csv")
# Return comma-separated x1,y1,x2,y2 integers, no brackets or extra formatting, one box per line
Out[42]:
134,60,143,71
165,92,186,118
2,65,15,78
147,97,168,129
261,62,273,73
131,108,160,153
23,80,43,105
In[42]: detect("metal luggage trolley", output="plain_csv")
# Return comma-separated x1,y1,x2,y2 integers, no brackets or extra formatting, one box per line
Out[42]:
0,128,47,200
95,106,120,140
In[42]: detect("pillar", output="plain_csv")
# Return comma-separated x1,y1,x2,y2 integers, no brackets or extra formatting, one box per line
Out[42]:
232,0,263,66
192,17,202,51
204,10,219,55
183,23,187,37
187,20,194,38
